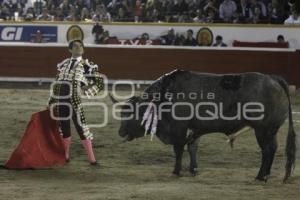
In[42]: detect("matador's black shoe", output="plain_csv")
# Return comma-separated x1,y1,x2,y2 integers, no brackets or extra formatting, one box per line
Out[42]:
90,161,99,166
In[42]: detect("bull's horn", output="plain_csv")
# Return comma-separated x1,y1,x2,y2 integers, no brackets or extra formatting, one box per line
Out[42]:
109,93,119,104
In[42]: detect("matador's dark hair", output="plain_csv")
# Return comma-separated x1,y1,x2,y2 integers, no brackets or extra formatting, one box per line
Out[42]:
68,40,84,50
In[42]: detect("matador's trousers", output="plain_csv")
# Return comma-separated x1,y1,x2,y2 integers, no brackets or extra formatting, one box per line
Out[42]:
55,83,86,140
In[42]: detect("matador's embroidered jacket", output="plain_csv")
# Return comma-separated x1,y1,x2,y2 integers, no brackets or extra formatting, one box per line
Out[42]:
48,57,104,134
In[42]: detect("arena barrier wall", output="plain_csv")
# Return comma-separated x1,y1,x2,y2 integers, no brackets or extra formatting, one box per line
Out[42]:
0,44,299,87
1,22,300,48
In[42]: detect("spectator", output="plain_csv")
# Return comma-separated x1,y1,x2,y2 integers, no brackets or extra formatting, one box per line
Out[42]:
134,0,143,22
23,0,35,14
74,0,85,11
232,11,241,23
146,0,155,11
183,29,197,46
250,5,266,23
98,30,118,44
107,0,121,17
133,32,151,44
186,0,197,11
24,7,36,21
92,4,111,22
114,7,128,21
173,0,189,16
284,9,300,24
92,22,104,44
0,4,12,20
139,3,147,22
204,0,219,16
91,0,101,11
0,0,295,24
193,9,205,22
174,34,186,46
80,6,91,21
213,35,228,47
276,34,289,47
195,0,207,8
33,0,46,18
160,0,173,22
48,4,58,17
249,0,267,18
205,7,218,23
219,0,237,22
99,30,110,44
31,30,46,43
277,34,286,43
36,7,53,21
59,0,71,17
146,8,159,22
54,7,65,21
120,0,133,20
160,28,177,45
178,11,192,22
141,32,150,40
83,0,92,9
64,6,80,21
236,0,253,23
266,0,285,24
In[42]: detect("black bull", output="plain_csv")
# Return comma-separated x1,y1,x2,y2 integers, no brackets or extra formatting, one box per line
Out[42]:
111,70,296,182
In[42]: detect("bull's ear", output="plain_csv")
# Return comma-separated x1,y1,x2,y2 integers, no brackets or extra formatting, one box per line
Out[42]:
109,93,119,104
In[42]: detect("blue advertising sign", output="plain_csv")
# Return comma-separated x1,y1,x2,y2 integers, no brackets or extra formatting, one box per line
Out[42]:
0,25,57,42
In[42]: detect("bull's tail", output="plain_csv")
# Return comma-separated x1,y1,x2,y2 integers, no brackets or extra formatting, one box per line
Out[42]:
272,76,296,182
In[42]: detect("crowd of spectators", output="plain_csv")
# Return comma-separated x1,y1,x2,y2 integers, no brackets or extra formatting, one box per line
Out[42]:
0,0,299,24
91,24,288,47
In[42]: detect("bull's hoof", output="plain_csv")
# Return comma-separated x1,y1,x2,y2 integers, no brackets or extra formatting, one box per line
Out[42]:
172,170,181,176
189,168,198,176
255,175,269,183
283,177,293,184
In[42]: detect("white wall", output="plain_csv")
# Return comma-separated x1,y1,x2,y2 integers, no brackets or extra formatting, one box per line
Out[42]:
56,23,300,49
1,22,300,48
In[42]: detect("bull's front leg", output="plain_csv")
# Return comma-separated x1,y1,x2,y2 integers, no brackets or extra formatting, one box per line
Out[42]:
172,143,184,176
188,138,199,176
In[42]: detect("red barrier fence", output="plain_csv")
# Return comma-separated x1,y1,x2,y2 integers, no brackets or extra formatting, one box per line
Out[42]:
232,40,290,48
0,45,299,86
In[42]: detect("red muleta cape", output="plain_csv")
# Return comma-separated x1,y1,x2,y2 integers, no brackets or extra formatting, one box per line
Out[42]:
4,109,66,169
